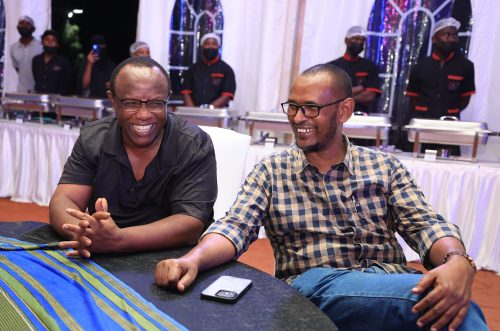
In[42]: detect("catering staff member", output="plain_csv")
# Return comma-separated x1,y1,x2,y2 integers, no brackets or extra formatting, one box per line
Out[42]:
328,26,381,114
180,33,236,108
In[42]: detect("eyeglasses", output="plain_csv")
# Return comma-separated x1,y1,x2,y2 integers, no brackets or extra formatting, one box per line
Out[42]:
281,98,346,118
120,99,168,112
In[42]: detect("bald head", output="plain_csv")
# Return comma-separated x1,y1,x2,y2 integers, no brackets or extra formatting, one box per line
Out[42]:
298,63,353,100
109,56,171,96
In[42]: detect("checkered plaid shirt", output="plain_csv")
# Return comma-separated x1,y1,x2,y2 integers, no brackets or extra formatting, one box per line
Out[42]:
206,138,462,280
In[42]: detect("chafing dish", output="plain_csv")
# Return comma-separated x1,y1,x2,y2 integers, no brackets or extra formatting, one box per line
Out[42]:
405,118,491,162
55,96,112,122
344,114,391,148
242,111,290,136
2,92,58,123
173,106,237,128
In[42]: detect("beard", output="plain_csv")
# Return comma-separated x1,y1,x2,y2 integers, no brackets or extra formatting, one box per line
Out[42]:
295,113,339,154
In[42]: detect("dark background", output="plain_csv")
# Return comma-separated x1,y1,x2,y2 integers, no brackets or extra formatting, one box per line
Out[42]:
51,0,139,66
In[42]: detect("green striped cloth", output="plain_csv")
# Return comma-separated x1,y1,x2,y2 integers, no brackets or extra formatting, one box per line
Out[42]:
0,236,188,331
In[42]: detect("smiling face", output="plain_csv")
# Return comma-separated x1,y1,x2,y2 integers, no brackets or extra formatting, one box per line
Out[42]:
287,73,340,153
108,64,170,150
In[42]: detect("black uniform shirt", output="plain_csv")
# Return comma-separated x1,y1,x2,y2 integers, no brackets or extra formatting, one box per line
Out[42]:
330,54,381,113
181,57,236,106
59,114,217,228
406,52,475,119
32,53,74,95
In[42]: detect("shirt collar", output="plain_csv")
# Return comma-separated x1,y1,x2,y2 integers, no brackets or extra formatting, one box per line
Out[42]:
203,56,220,66
343,53,360,62
290,134,355,175
431,51,455,62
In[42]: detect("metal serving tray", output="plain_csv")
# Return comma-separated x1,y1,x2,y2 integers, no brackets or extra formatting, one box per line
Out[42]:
173,106,237,128
405,118,491,162
242,111,290,135
2,93,58,123
55,96,112,122
343,114,391,148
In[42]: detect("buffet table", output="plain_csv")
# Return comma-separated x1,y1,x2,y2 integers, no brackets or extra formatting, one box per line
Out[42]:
0,120,79,205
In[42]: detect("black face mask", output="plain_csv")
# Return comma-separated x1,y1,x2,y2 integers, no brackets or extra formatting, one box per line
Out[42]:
347,43,364,57
43,46,58,55
437,42,458,55
17,27,33,38
203,48,219,61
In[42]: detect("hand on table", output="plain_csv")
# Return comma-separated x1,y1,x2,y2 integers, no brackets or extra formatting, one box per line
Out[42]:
59,198,122,258
155,258,199,292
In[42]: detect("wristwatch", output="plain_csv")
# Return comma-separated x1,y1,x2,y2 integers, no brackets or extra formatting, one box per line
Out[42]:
443,250,477,273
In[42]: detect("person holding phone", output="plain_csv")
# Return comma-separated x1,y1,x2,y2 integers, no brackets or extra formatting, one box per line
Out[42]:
156,63,487,330
77,34,116,98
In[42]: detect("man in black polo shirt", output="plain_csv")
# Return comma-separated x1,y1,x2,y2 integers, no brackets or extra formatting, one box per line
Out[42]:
328,26,381,114
406,17,476,155
32,30,74,95
181,33,236,108
49,56,217,258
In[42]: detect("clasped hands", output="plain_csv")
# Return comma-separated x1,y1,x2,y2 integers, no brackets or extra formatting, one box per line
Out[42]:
59,197,122,258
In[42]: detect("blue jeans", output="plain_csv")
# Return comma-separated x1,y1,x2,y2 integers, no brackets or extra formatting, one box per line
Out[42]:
290,267,488,331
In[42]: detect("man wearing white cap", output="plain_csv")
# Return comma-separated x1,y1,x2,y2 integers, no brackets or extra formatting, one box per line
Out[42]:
328,26,381,114
406,17,475,155
180,32,236,108
9,15,43,92
129,41,150,57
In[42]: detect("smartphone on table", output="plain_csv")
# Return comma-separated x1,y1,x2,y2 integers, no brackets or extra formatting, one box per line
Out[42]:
201,275,252,303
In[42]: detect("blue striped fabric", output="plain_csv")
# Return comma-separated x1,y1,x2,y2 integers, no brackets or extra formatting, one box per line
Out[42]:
0,236,188,331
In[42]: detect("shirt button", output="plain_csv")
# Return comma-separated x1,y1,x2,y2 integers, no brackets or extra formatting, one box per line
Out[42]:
129,188,135,192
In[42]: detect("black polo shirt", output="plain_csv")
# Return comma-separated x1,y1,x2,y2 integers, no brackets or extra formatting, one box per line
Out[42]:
59,114,217,228
180,57,236,106
406,52,475,119
32,53,74,95
329,55,381,113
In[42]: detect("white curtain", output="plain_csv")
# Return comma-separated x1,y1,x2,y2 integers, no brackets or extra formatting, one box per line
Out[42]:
300,0,373,72
136,0,175,71
3,0,51,93
462,0,500,160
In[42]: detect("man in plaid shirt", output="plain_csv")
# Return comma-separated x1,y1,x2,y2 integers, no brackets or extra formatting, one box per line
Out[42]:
156,63,487,330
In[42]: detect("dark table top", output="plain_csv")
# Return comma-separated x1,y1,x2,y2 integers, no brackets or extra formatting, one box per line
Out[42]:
0,222,337,331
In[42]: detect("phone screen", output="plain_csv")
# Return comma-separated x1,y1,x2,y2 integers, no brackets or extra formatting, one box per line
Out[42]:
201,275,252,303
92,44,101,55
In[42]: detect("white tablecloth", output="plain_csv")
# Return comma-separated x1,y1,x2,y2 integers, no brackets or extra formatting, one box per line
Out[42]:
0,120,79,205
1,120,499,272
246,145,500,273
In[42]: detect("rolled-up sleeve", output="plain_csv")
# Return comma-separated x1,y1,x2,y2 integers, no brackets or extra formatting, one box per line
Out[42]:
204,162,270,257
388,155,462,269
